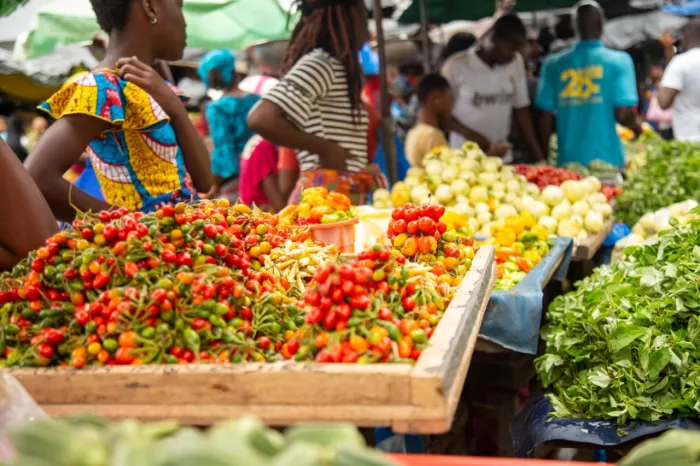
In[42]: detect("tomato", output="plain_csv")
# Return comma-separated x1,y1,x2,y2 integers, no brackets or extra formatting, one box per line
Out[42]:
287,339,300,355
118,331,137,348
429,205,445,220
417,236,433,254
336,302,352,320
350,294,370,310
417,217,436,234
37,343,54,359
392,219,407,235
378,307,393,321
323,310,338,330
115,348,135,365
402,297,416,312
192,318,211,331
71,355,86,369
177,252,193,268
391,208,404,220
257,336,271,350
93,272,110,289
74,310,90,325
406,221,419,235
162,250,177,263
202,224,217,238
404,208,418,222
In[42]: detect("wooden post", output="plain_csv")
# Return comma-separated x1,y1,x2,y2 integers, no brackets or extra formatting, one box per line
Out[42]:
418,0,432,73
373,0,398,186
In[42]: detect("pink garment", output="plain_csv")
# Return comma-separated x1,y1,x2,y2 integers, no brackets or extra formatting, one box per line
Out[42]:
239,136,279,207
646,91,673,127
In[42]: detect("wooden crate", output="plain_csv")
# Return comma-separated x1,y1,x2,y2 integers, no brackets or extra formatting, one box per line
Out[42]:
572,219,614,261
10,248,496,434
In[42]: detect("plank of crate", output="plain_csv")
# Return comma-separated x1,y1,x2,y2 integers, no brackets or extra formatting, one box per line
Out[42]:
572,219,614,261
398,246,496,433
12,247,497,433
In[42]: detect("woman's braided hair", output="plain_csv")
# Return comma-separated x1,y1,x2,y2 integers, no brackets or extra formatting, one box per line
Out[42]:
285,0,365,119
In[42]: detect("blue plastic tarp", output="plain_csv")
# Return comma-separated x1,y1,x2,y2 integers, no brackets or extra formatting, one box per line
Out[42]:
478,236,574,355
662,0,700,16
511,395,700,457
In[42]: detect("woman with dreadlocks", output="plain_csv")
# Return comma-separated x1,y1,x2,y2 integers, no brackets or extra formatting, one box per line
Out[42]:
26,0,213,221
248,0,387,205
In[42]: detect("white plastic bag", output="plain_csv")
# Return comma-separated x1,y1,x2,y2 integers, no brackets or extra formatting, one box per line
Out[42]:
0,372,47,461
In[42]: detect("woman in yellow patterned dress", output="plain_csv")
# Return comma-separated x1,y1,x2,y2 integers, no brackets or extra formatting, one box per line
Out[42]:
26,0,213,222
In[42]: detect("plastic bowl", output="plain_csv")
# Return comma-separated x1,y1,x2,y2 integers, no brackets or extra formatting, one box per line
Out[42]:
309,216,359,254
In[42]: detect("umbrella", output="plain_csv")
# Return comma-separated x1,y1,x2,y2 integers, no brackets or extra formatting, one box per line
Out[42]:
0,0,27,17
662,0,700,16
396,0,578,23
20,0,297,58
602,11,688,50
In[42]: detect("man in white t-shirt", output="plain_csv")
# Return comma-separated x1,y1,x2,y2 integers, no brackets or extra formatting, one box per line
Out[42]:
442,13,545,161
659,19,700,141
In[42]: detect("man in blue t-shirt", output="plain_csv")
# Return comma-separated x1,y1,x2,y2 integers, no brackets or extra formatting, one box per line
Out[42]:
535,1,642,168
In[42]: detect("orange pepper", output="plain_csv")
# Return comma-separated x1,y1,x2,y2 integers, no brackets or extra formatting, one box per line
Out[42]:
516,258,532,273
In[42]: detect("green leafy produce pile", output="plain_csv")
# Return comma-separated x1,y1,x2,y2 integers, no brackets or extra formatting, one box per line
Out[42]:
616,141,700,227
620,429,700,466
535,213,700,425
5,414,396,466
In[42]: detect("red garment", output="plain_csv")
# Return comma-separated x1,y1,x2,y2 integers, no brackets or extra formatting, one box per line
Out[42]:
194,114,209,138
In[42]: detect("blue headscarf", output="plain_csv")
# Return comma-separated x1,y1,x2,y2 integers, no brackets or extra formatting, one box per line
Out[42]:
198,50,235,90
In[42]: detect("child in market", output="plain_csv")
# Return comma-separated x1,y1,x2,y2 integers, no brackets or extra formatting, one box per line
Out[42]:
25,0,213,222
404,73,453,168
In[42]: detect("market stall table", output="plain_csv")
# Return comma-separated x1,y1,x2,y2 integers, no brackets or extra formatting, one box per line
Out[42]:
11,247,496,434
571,219,615,262
391,455,595,466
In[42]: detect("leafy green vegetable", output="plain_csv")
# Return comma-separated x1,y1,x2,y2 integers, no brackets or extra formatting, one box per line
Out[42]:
616,141,700,226
535,211,700,425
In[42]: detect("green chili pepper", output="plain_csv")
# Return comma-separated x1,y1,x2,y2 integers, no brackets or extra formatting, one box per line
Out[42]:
214,303,229,316
209,316,226,328
222,330,236,344
103,338,118,352
410,329,427,344
378,321,401,342
85,321,97,334
183,328,200,351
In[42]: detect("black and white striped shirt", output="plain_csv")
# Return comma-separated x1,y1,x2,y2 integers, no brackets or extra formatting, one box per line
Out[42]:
263,49,368,173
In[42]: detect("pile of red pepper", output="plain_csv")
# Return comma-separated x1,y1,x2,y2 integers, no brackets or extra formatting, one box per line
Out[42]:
513,164,581,189
0,200,473,368
601,185,623,201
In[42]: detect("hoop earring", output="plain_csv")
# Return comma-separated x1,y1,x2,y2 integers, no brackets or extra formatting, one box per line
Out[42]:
150,17,158,25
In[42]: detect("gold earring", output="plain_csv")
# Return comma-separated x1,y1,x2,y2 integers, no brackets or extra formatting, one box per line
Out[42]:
150,17,158,25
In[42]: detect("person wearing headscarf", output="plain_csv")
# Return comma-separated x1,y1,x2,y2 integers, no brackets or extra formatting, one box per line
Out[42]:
198,50,261,200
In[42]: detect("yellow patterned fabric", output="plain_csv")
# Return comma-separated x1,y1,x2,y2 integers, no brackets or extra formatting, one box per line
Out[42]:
39,70,194,211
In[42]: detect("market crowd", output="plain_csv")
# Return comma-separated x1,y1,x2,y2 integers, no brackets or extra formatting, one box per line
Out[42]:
0,0,698,269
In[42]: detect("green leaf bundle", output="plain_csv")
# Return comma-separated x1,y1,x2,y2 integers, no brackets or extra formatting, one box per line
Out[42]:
616,141,700,227
536,212,700,425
